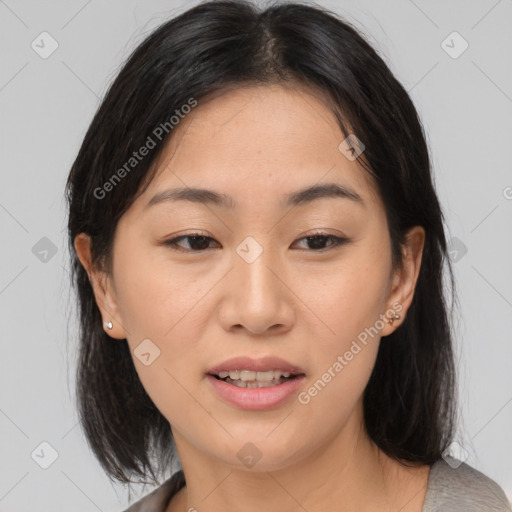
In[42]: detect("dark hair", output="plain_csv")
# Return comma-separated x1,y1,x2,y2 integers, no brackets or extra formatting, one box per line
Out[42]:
65,0,458,486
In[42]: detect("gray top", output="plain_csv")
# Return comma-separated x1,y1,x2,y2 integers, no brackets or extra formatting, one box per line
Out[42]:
123,458,511,511
422,458,511,511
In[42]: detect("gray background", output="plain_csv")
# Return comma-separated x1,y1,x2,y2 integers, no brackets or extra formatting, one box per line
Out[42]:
1,0,511,510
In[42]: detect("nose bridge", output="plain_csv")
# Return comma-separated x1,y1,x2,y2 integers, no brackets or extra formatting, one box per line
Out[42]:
225,234,291,333
234,234,281,300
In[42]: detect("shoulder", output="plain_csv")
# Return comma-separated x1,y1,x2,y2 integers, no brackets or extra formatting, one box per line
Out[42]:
422,457,511,512
122,470,185,512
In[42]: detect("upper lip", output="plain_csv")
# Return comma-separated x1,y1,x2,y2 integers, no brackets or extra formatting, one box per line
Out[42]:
207,356,306,376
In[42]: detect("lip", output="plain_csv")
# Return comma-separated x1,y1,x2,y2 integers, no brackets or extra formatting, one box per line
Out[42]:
206,374,306,410
206,356,306,411
207,356,306,375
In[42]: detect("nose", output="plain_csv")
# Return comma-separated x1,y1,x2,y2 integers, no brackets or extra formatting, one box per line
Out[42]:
217,244,296,336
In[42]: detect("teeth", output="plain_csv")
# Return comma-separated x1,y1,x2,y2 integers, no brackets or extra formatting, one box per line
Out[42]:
257,370,275,382
217,369,295,381
231,379,285,388
215,369,298,387
240,370,257,382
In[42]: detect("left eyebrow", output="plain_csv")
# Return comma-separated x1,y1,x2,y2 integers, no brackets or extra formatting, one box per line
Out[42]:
144,182,365,210
284,182,365,208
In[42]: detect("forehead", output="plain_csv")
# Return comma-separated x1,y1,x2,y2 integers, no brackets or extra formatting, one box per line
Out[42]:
139,83,381,211
166,83,346,160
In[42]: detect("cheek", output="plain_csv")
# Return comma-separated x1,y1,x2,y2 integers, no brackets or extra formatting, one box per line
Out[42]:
113,243,218,342
298,256,390,352
294,272,386,433
293,250,390,412
111,246,219,424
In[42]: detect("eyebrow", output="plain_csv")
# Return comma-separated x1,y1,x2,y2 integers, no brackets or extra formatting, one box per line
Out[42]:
145,182,365,210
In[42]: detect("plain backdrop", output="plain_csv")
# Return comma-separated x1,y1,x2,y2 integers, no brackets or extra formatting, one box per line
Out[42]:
0,0,511,510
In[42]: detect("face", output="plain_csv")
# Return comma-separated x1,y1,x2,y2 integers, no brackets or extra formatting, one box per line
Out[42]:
76,83,424,473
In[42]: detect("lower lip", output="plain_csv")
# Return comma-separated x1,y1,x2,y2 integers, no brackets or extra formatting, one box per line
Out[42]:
206,374,306,410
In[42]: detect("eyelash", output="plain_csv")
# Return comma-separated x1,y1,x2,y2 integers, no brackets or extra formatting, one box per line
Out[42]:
162,231,350,253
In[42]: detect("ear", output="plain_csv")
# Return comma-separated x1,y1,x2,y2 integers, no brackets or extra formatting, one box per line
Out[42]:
380,226,425,336
74,233,127,339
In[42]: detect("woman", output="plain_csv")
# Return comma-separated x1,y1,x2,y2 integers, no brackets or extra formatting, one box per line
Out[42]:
65,1,511,510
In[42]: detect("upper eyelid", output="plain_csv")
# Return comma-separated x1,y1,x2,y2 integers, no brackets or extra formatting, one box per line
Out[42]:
164,232,347,250
167,232,344,242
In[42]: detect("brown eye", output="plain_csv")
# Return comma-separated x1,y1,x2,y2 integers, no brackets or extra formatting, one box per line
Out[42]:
292,234,349,251
163,234,219,252
162,232,349,253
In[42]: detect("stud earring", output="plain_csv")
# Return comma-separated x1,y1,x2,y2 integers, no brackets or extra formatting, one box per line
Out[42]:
388,313,401,326
105,321,113,330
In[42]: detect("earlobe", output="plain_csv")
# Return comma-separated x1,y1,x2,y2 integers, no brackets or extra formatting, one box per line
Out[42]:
387,312,401,326
380,305,403,337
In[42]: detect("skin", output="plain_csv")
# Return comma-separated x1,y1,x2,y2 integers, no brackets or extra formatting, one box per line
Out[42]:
75,83,428,512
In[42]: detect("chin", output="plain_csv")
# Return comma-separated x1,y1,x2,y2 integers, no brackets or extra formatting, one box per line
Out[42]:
212,434,311,473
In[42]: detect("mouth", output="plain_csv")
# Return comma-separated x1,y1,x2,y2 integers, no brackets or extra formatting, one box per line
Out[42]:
206,356,306,409
209,369,302,388
207,356,306,386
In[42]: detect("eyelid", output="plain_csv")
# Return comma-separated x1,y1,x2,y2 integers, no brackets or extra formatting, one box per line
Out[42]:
161,230,350,253
291,232,349,251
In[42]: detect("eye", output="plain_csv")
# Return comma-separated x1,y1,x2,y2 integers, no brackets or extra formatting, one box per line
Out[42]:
292,232,349,251
162,233,220,252
162,231,349,253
